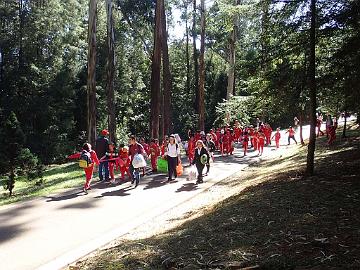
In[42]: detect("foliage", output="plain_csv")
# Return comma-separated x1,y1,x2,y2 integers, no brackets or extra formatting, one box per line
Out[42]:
215,95,254,127
0,112,41,196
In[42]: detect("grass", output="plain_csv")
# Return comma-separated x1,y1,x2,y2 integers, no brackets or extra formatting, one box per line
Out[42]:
0,162,84,206
77,126,360,270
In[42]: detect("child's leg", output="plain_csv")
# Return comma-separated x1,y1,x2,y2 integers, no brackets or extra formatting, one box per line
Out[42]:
84,166,94,190
276,139,280,148
109,163,115,180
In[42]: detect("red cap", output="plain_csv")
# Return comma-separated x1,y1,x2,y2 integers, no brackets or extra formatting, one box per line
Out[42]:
101,129,109,136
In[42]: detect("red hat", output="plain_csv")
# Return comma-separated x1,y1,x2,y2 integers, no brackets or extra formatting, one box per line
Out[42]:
101,129,109,136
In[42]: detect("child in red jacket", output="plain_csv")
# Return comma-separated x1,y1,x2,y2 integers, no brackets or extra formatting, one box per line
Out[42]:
272,128,281,148
105,142,118,184
149,138,160,172
80,143,99,194
118,144,131,181
257,130,265,156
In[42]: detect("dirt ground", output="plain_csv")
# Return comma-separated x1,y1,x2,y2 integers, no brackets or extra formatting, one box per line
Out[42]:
75,126,360,270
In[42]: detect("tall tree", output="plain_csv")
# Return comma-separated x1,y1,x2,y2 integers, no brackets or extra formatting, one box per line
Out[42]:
105,0,116,142
150,0,162,139
226,0,240,100
184,1,191,94
161,0,173,136
306,0,317,175
198,0,206,130
193,0,199,113
87,0,97,146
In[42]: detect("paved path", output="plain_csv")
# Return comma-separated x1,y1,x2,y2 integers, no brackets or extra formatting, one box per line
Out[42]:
1,121,339,270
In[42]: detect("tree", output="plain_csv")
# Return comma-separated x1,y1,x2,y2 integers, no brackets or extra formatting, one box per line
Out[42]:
87,0,97,146
0,112,38,196
193,0,199,112
197,0,206,131
161,0,173,136
306,0,317,175
226,0,240,100
150,0,163,139
105,0,116,142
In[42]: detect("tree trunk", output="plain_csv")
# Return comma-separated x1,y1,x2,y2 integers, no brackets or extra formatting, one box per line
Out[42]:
193,0,199,113
150,0,162,139
198,0,205,131
161,0,173,136
87,0,97,146
306,0,317,176
226,0,239,100
299,113,305,145
18,0,24,70
260,0,270,69
105,0,116,143
185,2,191,95
342,110,347,138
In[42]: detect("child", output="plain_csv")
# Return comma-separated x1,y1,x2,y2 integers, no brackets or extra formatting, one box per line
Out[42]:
80,143,99,194
257,130,265,156
187,134,195,164
272,128,281,149
205,134,216,176
105,142,118,184
149,138,160,172
118,144,132,181
242,130,249,156
286,126,297,145
191,140,210,184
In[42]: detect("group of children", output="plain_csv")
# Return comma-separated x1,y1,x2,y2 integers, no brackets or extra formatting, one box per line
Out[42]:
74,113,341,193
186,121,282,160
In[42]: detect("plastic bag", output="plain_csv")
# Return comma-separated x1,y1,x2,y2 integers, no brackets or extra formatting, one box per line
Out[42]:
188,165,197,181
132,154,147,168
157,157,168,172
176,162,183,176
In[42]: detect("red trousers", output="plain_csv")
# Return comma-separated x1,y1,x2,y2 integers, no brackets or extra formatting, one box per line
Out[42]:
258,141,264,155
275,139,280,148
84,166,94,189
120,166,131,179
243,142,248,155
109,162,115,179
151,155,158,170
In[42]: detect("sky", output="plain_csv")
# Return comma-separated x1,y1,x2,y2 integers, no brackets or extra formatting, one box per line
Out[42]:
169,0,215,41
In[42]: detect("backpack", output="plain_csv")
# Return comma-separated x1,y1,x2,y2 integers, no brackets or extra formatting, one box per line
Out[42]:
79,150,93,168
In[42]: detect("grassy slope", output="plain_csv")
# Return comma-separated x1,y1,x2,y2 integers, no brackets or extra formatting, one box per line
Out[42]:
78,127,360,270
0,163,84,206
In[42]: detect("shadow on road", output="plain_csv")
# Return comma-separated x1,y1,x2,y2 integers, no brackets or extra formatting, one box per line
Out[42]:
175,183,199,193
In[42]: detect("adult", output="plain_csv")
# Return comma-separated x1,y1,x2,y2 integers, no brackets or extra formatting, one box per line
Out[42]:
95,129,110,182
294,116,300,130
165,135,181,182
192,140,210,184
286,126,297,145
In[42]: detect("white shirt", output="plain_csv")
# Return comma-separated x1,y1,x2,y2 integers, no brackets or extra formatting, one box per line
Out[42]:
166,143,180,157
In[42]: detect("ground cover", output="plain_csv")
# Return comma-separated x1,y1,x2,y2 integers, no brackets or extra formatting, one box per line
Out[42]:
78,126,360,270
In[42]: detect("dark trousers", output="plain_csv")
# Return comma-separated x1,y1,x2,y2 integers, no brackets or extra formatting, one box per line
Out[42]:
288,135,297,144
196,163,205,181
167,156,178,180
98,160,109,181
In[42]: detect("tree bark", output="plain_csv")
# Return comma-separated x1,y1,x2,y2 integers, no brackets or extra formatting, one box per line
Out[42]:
87,0,97,146
299,113,305,145
193,0,199,113
306,0,317,176
150,0,162,139
161,0,173,136
342,110,347,138
226,0,239,100
198,0,205,131
185,2,191,95
105,0,116,143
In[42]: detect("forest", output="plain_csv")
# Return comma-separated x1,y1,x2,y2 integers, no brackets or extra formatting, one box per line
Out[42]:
0,0,359,182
